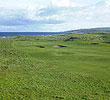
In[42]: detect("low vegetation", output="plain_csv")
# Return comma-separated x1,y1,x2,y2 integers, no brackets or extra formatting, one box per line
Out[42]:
0,32,110,100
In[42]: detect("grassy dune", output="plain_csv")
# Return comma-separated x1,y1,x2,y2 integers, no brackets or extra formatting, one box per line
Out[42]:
0,33,110,100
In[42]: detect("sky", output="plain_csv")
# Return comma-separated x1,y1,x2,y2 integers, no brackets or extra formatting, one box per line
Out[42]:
0,0,110,32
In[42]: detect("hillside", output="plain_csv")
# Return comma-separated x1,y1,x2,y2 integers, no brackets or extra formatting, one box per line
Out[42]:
67,27,110,33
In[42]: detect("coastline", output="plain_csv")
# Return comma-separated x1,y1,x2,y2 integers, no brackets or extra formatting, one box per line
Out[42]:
0,32,69,37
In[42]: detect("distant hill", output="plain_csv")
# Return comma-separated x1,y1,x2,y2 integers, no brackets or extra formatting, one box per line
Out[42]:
66,27,110,33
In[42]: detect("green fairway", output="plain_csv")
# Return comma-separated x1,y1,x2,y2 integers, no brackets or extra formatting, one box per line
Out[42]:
0,33,110,100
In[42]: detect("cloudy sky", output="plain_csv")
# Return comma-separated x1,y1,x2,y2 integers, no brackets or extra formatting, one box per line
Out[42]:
0,0,110,32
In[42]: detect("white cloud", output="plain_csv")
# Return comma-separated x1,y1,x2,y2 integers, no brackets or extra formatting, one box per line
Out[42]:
105,0,110,7
0,0,110,32
52,0,70,7
51,0,86,7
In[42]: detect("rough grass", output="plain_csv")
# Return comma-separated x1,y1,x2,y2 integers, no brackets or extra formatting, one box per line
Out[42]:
0,33,110,100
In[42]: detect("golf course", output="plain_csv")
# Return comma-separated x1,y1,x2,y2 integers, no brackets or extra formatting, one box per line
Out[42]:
0,32,110,100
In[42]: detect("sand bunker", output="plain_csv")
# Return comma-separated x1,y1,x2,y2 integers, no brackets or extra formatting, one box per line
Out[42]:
36,46,45,48
90,43,99,45
53,45,67,48
103,42,110,44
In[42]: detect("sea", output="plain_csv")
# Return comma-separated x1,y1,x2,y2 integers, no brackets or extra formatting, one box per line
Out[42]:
0,32,69,37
